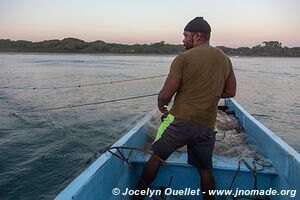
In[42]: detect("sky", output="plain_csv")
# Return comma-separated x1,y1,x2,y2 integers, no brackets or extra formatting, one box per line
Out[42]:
0,0,299,47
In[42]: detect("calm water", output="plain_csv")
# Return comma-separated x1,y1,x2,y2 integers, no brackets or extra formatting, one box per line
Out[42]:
0,53,299,199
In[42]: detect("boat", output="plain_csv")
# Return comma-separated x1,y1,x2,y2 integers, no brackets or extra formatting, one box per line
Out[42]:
55,99,300,200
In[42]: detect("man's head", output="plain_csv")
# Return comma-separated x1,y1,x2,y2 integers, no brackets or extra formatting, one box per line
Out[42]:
183,17,211,50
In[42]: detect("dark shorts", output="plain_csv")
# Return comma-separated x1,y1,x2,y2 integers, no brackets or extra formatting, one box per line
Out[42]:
152,114,216,170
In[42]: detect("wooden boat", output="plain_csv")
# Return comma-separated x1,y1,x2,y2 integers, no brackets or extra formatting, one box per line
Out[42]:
55,99,299,200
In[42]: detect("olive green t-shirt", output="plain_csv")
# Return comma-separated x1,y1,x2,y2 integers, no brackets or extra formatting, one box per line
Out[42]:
169,45,233,128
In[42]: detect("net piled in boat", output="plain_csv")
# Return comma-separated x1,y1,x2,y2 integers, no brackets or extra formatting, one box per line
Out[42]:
145,109,264,160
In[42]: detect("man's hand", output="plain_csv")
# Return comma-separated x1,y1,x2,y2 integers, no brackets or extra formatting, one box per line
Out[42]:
158,105,168,113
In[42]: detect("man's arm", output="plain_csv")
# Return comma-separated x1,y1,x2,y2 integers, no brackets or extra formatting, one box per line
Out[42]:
158,75,181,113
221,71,236,98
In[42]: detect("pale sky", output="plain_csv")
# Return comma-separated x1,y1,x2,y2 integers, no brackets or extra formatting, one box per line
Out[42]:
1,0,299,47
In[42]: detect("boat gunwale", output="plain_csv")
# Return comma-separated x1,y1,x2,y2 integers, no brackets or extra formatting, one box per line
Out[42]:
56,99,300,199
227,99,300,162
55,109,157,199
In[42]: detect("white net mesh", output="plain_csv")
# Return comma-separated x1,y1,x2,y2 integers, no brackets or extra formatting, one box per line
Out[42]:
144,109,267,161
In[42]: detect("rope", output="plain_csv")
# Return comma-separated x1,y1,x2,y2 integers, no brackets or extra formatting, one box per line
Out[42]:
222,161,241,200
222,158,272,200
106,146,165,163
105,146,165,199
106,146,272,200
1,74,167,90
105,146,193,200
12,93,158,115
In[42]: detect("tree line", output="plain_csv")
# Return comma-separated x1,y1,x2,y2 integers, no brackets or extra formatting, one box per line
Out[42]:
0,38,299,56
217,41,300,57
0,38,182,54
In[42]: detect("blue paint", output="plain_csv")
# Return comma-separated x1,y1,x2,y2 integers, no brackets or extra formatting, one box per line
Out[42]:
56,99,300,200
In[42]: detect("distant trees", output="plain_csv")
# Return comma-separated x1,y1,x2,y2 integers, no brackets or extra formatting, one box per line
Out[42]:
60,38,87,51
0,38,185,54
217,41,300,57
0,38,299,56
249,41,283,56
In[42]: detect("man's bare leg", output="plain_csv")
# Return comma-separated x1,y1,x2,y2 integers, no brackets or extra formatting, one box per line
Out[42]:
133,155,163,200
198,169,215,200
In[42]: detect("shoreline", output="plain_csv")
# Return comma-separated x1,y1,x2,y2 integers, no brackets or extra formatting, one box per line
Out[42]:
1,51,300,58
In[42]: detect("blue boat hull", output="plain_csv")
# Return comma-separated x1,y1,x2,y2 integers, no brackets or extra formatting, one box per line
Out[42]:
55,99,300,200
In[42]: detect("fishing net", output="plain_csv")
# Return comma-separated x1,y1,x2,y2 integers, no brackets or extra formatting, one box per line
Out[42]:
144,108,267,161
107,108,272,200
214,110,259,159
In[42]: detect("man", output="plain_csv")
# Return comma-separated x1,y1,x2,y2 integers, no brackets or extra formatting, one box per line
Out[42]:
134,17,236,200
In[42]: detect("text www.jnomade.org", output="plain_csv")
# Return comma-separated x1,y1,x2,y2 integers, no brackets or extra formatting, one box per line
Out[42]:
111,187,297,198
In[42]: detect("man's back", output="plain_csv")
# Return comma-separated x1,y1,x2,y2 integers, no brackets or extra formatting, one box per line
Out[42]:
135,17,236,200
169,44,233,128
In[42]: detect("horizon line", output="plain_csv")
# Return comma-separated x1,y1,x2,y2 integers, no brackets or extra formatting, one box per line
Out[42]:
1,38,299,48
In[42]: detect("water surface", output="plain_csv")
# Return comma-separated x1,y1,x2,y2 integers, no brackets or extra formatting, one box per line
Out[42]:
0,53,299,199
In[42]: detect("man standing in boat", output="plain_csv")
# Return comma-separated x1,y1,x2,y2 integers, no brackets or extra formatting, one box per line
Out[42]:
135,17,236,200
